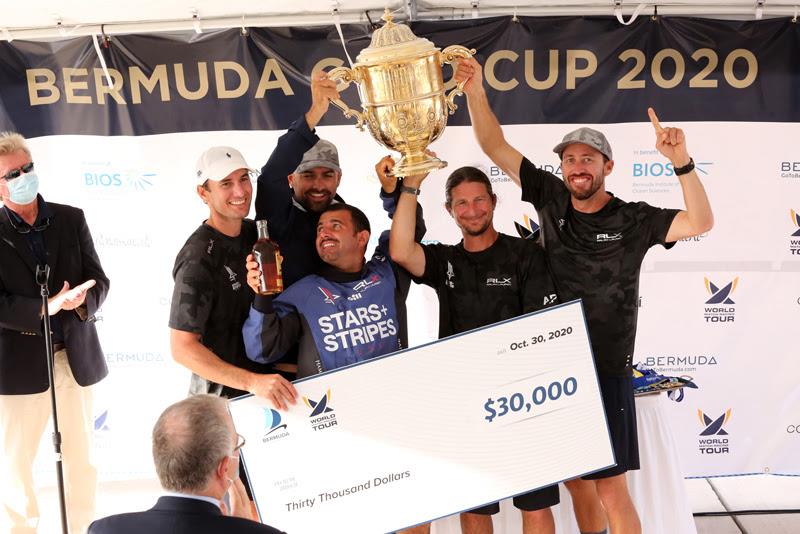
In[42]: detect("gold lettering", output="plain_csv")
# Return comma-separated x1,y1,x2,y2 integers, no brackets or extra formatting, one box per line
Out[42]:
312,57,345,75
255,58,294,98
215,61,250,99
617,49,646,89
524,50,558,90
651,49,685,89
724,49,757,89
689,49,719,88
94,68,126,105
64,68,92,104
175,62,209,100
566,50,597,90
484,50,519,91
26,69,60,106
130,65,171,103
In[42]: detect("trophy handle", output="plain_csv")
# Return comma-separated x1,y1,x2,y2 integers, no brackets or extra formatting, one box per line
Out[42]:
327,67,366,131
440,45,477,115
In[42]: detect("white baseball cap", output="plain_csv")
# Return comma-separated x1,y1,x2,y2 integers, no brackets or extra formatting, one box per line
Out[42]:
195,146,254,185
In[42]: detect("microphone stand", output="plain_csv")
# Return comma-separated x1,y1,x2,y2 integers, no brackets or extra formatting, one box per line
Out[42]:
37,264,69,534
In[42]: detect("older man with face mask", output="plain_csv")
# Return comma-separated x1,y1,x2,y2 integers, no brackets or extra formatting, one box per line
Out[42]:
0,132,110,534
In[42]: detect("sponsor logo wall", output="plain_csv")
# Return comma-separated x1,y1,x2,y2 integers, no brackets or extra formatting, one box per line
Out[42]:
4,16,797,480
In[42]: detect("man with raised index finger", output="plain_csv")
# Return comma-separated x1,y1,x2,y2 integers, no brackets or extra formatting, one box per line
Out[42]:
456,56,713,534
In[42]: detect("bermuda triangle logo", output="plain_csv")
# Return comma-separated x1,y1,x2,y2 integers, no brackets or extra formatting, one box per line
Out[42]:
704,277,738,305
514,214,541,241
698,409,731,436
303,389,334,417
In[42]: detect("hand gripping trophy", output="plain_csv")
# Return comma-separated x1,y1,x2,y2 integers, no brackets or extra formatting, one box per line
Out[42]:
328,8,475,177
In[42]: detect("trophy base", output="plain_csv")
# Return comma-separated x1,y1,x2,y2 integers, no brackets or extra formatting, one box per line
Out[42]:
392,154,448,178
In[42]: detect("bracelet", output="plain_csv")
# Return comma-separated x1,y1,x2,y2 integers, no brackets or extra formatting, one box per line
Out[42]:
399,184,421,196
673,158,695,176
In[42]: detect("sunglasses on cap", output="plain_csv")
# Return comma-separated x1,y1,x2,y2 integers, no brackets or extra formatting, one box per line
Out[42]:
2,162,34,181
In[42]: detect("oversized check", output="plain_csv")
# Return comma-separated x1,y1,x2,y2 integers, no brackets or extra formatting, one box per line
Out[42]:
230,300,614,533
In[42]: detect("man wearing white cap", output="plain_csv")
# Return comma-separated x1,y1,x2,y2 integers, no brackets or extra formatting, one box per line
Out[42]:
168,146,297,410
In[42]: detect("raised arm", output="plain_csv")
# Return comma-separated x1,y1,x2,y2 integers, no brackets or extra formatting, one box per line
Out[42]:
388,171,428,278
255,71,340,222
648,108,714,242
455,58,524,185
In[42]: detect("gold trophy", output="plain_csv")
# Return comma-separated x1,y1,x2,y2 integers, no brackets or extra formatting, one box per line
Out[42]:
328,9,475,177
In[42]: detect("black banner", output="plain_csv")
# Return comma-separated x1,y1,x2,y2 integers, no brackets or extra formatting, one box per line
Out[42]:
1,16,798,137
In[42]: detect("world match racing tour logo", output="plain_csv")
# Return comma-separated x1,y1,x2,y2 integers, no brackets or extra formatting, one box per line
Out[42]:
790,209,800,255
262,408,290,443
703,277,738,323
698,409,732,455
304,389,338,432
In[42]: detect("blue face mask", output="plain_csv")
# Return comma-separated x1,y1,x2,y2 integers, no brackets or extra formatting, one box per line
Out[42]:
5,171,39,205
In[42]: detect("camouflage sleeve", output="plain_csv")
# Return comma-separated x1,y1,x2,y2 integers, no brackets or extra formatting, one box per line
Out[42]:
168,257,214,334
636,202,681,248
519,157,567,210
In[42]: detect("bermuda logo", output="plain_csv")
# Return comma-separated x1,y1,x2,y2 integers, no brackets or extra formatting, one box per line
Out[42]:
704,277,738,304
698,409,731,436
354,274,381,292
303,390,334,417
262,408,289,443
318,286,341,305
304,389,338,431
514,214,540,241
703,277,738,324
698,408,732,455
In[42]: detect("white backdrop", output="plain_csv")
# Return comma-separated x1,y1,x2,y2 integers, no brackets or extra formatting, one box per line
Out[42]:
24,117,800,482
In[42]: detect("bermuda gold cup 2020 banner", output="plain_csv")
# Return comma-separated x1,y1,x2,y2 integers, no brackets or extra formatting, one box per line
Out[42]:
1,16,799,137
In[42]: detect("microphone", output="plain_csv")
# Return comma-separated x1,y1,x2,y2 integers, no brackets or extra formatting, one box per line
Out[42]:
36,264,50,287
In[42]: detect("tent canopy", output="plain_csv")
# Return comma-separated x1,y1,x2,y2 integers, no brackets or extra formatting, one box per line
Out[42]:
3,1,799,40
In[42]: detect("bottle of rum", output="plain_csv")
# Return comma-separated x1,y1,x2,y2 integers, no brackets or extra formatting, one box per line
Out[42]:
253,220,283,295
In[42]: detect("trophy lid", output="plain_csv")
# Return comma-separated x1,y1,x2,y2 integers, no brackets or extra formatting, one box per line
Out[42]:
355,8,437,65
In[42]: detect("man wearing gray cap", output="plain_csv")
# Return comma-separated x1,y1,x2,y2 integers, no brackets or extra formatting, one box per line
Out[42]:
169,146,297,409
456,58,713,534
255,71,346,289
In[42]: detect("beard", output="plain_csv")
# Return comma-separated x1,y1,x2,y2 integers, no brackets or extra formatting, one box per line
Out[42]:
565,172,603,201
298,190,333,212
461,218,492,237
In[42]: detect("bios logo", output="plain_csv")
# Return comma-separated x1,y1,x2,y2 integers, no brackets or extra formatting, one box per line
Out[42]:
789,209,800,255
633,160,712,177
780,161,800,179
703,277,738,323
303,389,338,432
262,408,289,443
82,162,157,192
515,214,541,241
698,408,732,455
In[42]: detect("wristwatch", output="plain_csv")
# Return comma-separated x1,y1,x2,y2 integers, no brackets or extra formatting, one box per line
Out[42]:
673,158,695,176
399,184,421,196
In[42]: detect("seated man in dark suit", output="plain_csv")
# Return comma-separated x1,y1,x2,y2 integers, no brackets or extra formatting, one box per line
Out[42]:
88,395,285,534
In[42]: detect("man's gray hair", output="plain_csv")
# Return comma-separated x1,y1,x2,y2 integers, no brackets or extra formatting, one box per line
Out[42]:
0,132,31,158
152,394,234,493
